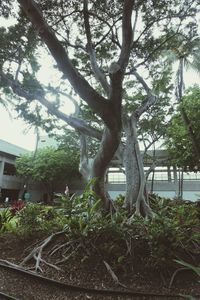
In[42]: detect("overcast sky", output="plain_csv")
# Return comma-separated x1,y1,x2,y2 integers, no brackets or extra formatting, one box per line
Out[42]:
0,45,75,151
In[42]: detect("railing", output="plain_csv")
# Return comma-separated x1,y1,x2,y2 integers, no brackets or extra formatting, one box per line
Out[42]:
107,167,200,184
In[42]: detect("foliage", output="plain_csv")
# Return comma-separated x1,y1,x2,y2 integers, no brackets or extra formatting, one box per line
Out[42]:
55,178,100,218
1,190,199,276
56,128,80,154
0,208,14,233
15,146,80,197
175,260,200,277
10,199,25,216
147,194,200,260
16,203,66,234
165,86,200,170
52,191,200,271
175,260,200,300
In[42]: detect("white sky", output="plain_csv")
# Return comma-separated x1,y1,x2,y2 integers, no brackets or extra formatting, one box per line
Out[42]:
0,106,35,150
0,49,75,151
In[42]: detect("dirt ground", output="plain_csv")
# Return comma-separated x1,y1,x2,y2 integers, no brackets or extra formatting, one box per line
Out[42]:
0,233,199,299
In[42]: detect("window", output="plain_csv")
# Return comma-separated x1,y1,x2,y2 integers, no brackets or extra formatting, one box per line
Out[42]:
183,172,200,180
107,168,126,183
3,163,16,176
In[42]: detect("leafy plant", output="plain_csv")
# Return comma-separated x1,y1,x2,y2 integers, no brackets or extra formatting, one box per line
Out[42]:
165,86,200,171
175,260,200,277
17,203,43,229
145,195,200,262
16,203,66,234
10,200,25,215
0,209,14,233
175,260,200,300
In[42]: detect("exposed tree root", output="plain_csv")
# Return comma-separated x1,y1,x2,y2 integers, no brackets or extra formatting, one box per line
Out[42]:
55,244,82,265
20,230,66,272
49,240,73,257
103,260,128,289
0,259,26,270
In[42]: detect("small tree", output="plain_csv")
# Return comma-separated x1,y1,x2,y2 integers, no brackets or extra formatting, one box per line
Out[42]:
165,86,200,171
16,147,80,201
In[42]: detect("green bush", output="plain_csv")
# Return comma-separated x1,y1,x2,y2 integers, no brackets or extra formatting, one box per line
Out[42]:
6,189,200,274
16,203,67,234
146,195,200,262
51,191,200,271
0,209,14,233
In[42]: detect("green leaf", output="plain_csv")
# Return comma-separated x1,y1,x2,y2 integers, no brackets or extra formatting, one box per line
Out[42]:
174,259,200,277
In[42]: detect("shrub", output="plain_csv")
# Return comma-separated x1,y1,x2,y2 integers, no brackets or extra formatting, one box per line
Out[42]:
16,203,67,234
10,200,25,215
0,209,14,233
145,195,200,262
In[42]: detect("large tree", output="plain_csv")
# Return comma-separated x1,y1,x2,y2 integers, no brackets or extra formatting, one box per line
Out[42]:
0,0,199,215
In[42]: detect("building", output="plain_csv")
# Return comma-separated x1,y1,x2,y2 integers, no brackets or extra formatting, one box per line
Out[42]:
0,139,29,203
106,150,200,201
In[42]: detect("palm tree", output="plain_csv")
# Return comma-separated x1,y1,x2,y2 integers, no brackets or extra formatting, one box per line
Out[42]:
166,33,200,160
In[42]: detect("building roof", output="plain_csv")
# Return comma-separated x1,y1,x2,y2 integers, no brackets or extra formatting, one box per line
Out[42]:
0,139,29,157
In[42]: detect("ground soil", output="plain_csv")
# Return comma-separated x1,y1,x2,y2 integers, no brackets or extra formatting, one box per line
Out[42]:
0,232,199,299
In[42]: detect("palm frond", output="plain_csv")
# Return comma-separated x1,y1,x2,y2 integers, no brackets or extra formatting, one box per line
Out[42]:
162,49,177,64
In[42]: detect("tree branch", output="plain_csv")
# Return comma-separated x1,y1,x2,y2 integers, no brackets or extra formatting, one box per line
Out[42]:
130,69,157,119
131,69,151,94
83,0,110,95
0,70,102,140
118,0,135,71
49,88,80,117
131,8,138,46
17,0,113,126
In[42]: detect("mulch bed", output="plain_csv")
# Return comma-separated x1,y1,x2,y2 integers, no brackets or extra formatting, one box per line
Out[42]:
0,233,199,299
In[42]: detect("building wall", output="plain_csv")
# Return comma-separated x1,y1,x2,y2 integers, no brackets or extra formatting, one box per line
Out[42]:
0,155,22,202
69,173,200,202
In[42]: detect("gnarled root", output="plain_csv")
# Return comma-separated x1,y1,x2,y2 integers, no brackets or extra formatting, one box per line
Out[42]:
20,230,66,272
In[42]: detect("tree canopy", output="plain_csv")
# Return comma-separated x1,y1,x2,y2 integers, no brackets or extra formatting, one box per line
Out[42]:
166,86,200,171
16,146,80,198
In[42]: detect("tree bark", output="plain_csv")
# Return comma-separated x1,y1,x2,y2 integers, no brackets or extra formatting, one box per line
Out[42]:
92,127,121,210
123,116,152,217
79,133,92,182
79,127,121,211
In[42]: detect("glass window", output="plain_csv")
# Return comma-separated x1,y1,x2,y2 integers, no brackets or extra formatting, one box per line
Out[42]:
3,163,16,176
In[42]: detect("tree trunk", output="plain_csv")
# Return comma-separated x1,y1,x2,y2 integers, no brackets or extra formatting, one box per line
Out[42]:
33,127,40,159
79,128,121,211
123,117,152,217
92,127,121,211
79,133,92,181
